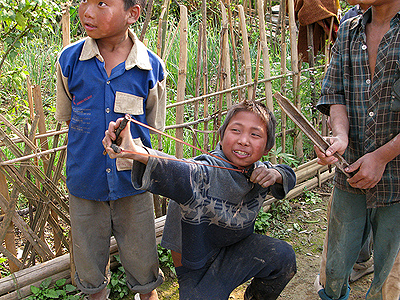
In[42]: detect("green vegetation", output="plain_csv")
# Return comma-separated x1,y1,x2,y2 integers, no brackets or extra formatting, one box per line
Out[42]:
108,256,133,299
27,278,81,300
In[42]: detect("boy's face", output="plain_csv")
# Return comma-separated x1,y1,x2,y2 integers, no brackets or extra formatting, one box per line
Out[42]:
220,111,268,169
79,0,140,40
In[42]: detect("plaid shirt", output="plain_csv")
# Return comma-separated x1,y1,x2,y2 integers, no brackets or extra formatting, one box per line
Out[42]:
317,8,400,208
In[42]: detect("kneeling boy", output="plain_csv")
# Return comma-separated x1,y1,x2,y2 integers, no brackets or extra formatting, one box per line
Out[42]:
103,100,297,300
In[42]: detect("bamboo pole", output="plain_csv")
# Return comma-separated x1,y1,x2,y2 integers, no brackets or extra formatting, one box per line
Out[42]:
306,24,317,107
238,5,253,99
175,5,188,159
32,86,49,171
191,21,203,157
61,2,71,47
279,0,287,164
140,0,154,41
257,0,276,164
213,2,229,149
0,129,68,147
225,0,241,100
0,172,18,273
287,0,303,159
201,0,209,151
157,0,170,57
257,0,273,110
26,76,34,122
220,1,232,108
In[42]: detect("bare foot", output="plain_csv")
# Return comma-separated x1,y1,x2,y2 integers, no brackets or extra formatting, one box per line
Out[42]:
140,289,159,300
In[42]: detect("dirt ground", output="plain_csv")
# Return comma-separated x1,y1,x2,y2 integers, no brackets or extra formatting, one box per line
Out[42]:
156,181,374,299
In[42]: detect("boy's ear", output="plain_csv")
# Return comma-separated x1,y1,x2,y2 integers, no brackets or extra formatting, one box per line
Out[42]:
127,4,141,24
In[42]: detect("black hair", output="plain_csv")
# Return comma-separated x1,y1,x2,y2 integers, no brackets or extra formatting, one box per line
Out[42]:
124,0,146,11
218,100,277,152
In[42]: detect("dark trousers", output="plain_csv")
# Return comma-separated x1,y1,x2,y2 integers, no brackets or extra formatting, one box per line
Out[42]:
175,233,296,300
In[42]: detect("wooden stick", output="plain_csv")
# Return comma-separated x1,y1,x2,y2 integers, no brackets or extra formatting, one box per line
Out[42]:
257,0,273,110
226,0,241,100
279,0,287,164
0,146,67,166
175,5,188,159
238,5,253,99
61,2,71,47
26,76,34,122
140,0,154,41
192,21,203,157
220,1,232,108
287,0,303,159
201,0,209,151
0,172,18,273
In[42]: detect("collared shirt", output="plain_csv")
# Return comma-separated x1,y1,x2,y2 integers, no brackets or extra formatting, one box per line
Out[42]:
317,9,400,207
339,5,362,25
56,30,166,201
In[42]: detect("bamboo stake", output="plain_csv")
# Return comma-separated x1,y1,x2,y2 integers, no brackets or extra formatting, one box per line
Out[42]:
287,0,303,159
26,76,34,122
238,5,253,99
0,172,18,273
220,1,232,108
192,22,203,157
279,0,287,164
140,0,154,41
158,0,170,58
257,0,273,110
61,2,71,47
32,86,49,161
225,0,241,100
201,0,209,151
175,5,188,159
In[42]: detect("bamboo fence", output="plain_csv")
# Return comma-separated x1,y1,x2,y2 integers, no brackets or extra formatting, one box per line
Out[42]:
0,0,337,297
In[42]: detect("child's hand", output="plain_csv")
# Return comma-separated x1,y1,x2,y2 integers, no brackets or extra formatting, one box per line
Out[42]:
102,117,149,164
102,117,133,159
249,165,282,187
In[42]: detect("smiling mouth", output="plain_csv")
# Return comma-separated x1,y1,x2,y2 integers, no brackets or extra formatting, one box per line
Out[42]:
233,150,250,157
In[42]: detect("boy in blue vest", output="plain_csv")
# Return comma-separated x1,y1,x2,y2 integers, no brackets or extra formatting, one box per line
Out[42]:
55,0,165,299
103,100,297,300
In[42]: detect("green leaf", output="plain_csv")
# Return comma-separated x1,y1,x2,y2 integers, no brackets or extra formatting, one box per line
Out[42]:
65,284,77,293
55,278,66,287
15,11,27,28
31,285,41,294
44,289,59,298
40,277,52,289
